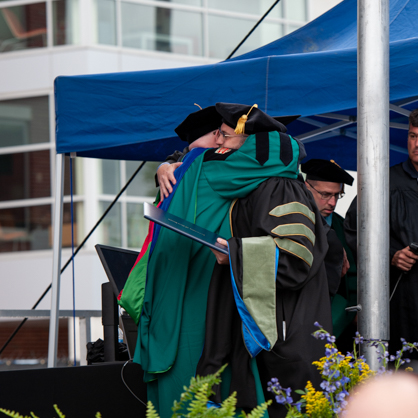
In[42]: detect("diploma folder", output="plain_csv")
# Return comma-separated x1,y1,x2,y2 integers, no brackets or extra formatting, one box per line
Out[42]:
143,202,229,255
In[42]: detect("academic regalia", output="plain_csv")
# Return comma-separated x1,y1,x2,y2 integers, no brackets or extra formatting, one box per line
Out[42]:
129,127,304,418
197,176,333,418
301,158,357,352
389,160,418,356
331,212,357,352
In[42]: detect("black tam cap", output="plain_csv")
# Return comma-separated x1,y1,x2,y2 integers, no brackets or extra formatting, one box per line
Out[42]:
215,102,288,135
175,106,222,144
273,115,300,126
301,159,354,185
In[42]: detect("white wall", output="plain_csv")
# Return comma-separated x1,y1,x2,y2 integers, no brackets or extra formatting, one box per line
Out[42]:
0,46,213,99
0,249,107,310
308,0,341,20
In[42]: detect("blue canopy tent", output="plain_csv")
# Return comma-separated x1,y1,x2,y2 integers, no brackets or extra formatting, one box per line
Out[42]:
49,0,418,366
55,0,418,170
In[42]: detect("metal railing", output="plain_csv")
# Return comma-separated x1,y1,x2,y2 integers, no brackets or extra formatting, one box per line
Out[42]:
0,309,101,366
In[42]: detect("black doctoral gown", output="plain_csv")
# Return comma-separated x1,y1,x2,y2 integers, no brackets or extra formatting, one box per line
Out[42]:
196,176,336,418
389,160,418,356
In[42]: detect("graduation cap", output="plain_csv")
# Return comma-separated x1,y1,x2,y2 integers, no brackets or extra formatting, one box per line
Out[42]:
301,159,354,185
273,115,300,126
215,102,289,135
174,105,222,144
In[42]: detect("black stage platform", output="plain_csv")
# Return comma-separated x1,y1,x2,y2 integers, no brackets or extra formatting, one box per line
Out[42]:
0,361,147,417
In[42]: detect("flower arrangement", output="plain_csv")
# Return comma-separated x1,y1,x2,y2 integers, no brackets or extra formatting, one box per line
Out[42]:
2,326,418,418
266,322,418,418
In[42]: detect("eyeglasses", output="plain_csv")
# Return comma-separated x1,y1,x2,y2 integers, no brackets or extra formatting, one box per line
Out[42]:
306,181,345,201
218,127,243,139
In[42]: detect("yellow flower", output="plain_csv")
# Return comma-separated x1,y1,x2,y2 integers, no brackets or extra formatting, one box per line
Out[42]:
302,381,333,418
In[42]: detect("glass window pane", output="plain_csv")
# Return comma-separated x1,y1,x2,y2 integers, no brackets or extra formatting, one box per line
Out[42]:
0,150,51,201
286,0,307,21
98,201,121,247
121,3,203,56
61,202,80,248
233,21,283,58
63,155,80,196
0,3,47,53
53,0,79,46
125,161,161,197
0,204,54,252
127,203,149,248
207,0,282,18
95,0,116,45
0,96,49,148
286,24,303,35
100,159,120,195
209,15,282,59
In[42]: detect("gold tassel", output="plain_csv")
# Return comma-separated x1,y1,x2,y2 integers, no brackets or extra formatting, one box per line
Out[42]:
330,159,341,168
235,104,258,134
194,103,202,110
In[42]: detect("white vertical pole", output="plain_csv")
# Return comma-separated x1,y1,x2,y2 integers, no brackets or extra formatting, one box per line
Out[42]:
357,0,390,371
48,153,65,368
79,317,91,366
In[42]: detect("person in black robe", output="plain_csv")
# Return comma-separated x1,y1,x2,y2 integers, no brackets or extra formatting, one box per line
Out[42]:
388,108,418,356
301,159,357,355
344,109,418,359
196,107,342,418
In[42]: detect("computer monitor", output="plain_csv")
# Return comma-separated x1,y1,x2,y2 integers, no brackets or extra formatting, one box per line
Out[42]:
95,244,139,299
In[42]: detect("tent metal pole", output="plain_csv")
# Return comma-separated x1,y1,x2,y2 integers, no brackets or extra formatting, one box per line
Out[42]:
48,153,65,368
357,0,390,370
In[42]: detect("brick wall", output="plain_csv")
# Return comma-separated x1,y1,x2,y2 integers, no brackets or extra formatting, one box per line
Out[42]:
0,318,68,360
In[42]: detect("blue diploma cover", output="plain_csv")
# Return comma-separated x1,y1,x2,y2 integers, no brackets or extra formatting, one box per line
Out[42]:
143,203,229,255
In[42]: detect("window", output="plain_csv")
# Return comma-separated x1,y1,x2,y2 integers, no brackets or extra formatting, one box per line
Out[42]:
121,2,203,56
98,159,161,249
52,0,79,46
0,96,80,253
0,2,47,53
0,0,309,57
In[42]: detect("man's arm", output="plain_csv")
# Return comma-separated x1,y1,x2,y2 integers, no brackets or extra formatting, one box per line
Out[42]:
157,162,182,201
154,148,188,201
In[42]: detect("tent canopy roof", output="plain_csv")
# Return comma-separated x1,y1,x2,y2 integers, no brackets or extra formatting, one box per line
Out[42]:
55,0,418,170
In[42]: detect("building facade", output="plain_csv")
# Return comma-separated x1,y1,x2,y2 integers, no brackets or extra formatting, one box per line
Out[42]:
0,0,340,364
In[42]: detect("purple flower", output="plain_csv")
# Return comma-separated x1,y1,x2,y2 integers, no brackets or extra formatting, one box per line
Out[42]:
325,347,338,356
340,376,350,385
354,332,364,345
336,392,346,401
320,381,330,391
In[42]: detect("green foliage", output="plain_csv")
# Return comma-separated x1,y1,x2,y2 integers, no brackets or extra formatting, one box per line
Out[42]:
146,401,160,418
0,408,30,418
0,406,100,418
147,364,271,418
52,405,65,418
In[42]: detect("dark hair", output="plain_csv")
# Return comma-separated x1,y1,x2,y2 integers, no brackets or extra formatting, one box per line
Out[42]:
409,108,418,127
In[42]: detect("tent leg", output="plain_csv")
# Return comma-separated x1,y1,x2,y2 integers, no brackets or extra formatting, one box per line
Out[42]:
357,0,390,370
48,153,65,368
